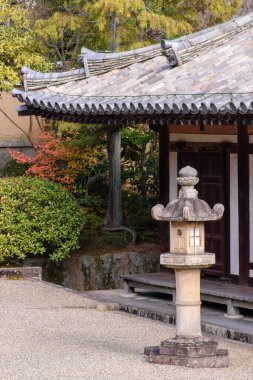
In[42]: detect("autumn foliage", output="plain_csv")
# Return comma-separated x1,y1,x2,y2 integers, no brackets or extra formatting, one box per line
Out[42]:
9,131,100,191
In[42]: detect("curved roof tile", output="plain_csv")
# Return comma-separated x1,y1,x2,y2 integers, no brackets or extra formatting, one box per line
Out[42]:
13,13,253,123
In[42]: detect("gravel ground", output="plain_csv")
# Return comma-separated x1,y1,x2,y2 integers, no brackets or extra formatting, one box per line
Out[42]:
0,278,252,380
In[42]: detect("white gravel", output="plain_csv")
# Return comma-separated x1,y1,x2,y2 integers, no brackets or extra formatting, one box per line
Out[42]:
0,278,252,380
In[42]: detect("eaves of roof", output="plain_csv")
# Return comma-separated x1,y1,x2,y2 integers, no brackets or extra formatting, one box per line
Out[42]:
13,92,253,127
13,12,253,125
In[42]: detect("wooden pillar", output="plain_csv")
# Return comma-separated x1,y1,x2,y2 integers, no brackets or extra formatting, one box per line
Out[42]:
237,120,249,286
159,125,170,253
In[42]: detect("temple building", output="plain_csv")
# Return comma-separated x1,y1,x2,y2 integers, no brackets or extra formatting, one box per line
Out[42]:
13,12,253,286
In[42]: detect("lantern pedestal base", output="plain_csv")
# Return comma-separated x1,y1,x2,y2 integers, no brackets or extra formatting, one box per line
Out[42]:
145,337,229,368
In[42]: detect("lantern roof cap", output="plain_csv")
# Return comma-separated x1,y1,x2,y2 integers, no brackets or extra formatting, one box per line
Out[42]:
152,166,224,222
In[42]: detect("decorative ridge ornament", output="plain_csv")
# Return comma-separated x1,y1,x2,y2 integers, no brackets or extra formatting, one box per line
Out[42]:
151,166,224,222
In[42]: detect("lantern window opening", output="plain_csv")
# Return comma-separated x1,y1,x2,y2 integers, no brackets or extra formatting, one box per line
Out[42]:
189,223,201,250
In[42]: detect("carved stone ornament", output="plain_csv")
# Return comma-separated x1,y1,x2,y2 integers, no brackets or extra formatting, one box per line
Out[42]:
151,166,224,222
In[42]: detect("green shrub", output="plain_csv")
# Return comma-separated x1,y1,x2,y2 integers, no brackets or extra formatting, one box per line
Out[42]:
0,177,86,263
3,159,29,177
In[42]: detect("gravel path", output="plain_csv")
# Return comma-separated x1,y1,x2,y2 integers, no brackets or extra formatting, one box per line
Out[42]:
0,278,252,380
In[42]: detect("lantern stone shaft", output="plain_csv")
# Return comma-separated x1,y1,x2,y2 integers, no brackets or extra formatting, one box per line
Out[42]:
145,166,229,367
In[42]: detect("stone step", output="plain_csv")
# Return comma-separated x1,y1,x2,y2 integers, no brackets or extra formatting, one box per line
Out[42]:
148,350,229,368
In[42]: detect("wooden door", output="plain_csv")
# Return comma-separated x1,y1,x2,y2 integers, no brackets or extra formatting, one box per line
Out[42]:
178,148,228,277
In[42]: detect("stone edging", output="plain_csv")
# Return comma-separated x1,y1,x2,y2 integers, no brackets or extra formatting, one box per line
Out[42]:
0,267,42,280
119,305,253,345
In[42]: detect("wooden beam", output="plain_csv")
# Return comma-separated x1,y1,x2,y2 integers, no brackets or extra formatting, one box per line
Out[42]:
159,125,170,253
237,121,250,286
224,145,231,277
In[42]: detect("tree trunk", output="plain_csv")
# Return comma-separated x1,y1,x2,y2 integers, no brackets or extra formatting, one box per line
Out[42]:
105,126,123,228
109,14,119,52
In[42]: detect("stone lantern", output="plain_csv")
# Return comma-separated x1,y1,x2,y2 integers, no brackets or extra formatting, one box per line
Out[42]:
145,166,229,368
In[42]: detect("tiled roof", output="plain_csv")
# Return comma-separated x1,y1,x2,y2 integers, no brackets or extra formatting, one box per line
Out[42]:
13,13,253,124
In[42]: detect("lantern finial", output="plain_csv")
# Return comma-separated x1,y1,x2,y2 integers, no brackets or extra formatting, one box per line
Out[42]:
177,166,199,199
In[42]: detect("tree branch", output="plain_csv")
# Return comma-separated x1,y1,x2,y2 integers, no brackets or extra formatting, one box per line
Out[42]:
0,107,37,151
70,29,81,67
104,226,137,245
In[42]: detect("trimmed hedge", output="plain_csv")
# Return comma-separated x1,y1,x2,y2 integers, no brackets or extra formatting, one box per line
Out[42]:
0,177,86,263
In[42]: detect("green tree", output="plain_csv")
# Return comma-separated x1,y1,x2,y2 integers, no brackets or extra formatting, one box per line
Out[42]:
86,0,242,51
86,0,191,51
0,0,52,91
34,1,87,69
147,1,242,32
32,1,109,66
